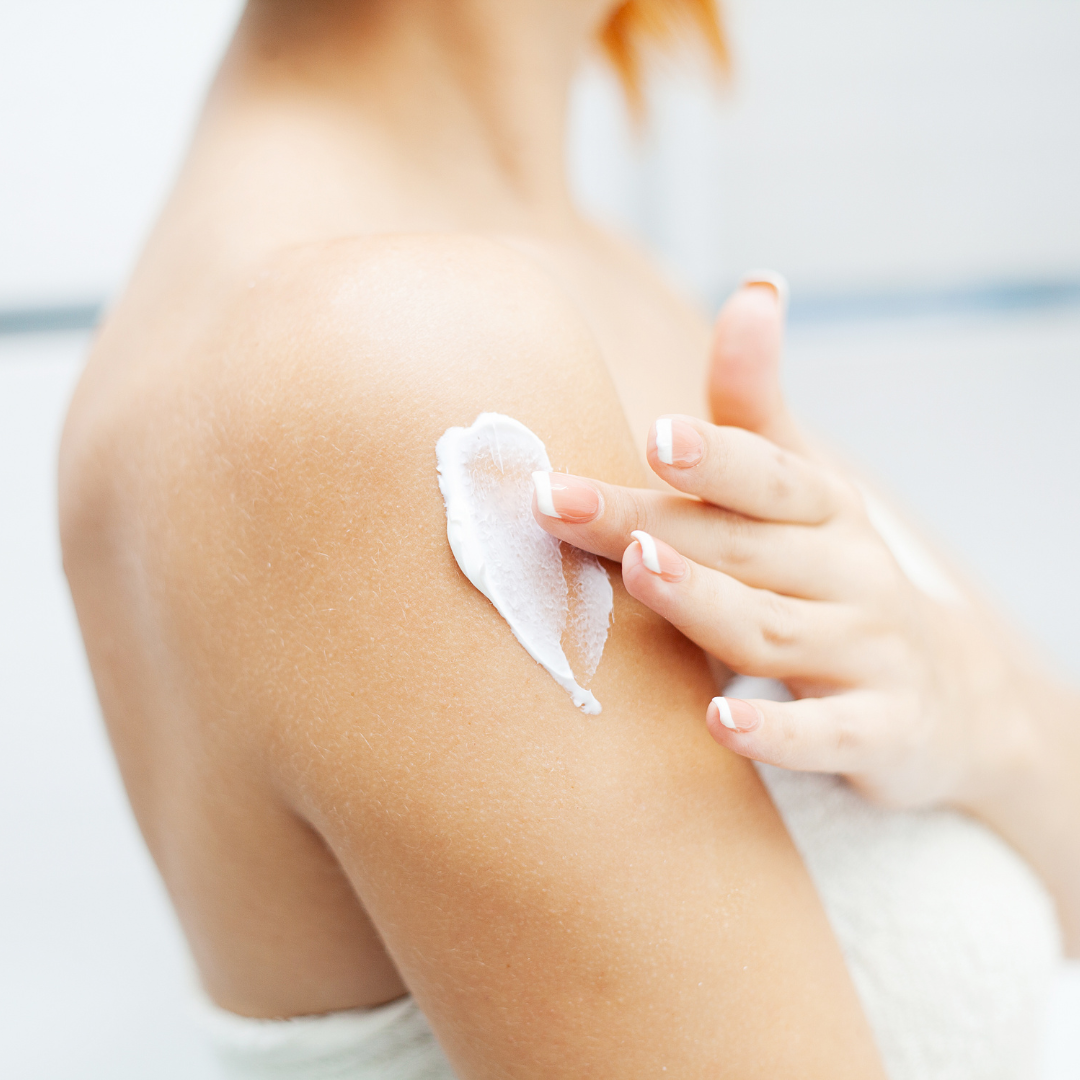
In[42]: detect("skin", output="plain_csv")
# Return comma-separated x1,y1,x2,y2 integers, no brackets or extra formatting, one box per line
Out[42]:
535,281,1080,954
58,0,886,1075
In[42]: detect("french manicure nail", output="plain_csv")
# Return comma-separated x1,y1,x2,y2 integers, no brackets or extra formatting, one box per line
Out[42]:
739,269,790,314
710,696,761,733
532,471,602,523
654,418,704,468
630,530,687,581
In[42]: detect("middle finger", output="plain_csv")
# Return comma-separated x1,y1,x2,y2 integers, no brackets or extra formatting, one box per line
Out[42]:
532,474,849,600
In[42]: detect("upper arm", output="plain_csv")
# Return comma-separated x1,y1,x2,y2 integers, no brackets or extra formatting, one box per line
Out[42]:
151,236,884,1078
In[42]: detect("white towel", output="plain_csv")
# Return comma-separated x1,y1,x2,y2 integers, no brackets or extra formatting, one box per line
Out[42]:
196,993,457,1080
760,763,1062,1080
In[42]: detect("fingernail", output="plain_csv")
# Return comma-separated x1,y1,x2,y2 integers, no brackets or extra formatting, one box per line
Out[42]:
630,530,687,581
739,269,790,314
653,418,704,468
532,471,602,523
710,697,761,733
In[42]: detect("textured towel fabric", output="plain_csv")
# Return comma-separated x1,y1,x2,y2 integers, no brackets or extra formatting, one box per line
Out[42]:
760,765,1062,1080
198,777,1061,1080
197,994,458,1079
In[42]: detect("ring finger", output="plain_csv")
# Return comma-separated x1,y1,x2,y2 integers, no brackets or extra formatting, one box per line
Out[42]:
622,529,865,684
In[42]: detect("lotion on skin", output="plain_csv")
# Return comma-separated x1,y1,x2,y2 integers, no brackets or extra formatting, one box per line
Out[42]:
436,413,612,713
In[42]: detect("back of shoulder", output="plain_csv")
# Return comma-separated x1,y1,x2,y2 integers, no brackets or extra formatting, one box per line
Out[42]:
168,232,639,514
63,232,632,550
209,233,607,414
96,229,642,740
76,232,639,608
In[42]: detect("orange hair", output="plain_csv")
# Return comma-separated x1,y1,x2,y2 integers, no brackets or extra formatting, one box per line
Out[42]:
599,0,729,111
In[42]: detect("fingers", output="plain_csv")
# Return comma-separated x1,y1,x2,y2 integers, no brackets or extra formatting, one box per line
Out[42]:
708,276,808,454
646,415,853,525
532,474,847,598
703,690,889,778
621,532,861,683
532,471,674,562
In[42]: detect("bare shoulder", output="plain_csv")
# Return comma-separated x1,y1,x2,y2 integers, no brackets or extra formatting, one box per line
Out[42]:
189,231,639,484
60,230,638,596
118,228,654,734
62,232,883,1077
130,228,648,643
63,229,657,757
62,230,634,506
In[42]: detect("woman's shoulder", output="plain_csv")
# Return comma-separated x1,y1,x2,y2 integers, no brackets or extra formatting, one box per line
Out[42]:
212,231,601,391
61,230,628,533
81,231,598,422
216,233,620,455
186,228,635,485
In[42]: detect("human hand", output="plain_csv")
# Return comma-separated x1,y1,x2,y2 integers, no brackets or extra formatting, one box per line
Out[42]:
532,278,1041,812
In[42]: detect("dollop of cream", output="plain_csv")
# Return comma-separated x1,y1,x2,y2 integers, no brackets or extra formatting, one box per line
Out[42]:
436,413,612,713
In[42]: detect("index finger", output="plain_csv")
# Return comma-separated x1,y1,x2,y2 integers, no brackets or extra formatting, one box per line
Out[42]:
531,473,695,563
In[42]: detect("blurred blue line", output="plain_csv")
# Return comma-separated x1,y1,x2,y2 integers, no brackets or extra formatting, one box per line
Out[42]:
785,279,1080,325
0,302,103,337
3,279,1080,339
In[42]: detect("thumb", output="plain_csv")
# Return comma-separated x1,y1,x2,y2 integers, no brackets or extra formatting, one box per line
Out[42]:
708,271,807,453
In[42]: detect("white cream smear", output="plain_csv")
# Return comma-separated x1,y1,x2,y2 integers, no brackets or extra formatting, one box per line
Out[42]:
436,413,613,714
654,418,674,465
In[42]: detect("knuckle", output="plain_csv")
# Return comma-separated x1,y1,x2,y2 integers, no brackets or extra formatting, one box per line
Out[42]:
721,592,805,674
832,707,865,758
767,469,798,511
813,473,851,521
766,447,800,505
715,511,756,569
834,478,867,518
775,709,802,751
758,591,802,653
611,486,647,537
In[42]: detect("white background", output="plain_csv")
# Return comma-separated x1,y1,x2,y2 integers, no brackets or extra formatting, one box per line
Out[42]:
1,1,1078,1076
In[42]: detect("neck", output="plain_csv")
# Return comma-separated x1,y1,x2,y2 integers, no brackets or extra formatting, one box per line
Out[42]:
217,0,609,229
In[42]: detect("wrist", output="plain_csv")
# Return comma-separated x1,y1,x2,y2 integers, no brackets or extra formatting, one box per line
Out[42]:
960,674,1080,953
923,601,1043,811
952,640,1057,813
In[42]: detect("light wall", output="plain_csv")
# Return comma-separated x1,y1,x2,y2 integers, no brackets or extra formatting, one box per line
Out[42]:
572,0,1080,303
3,0,1080,310
0,0,242,307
